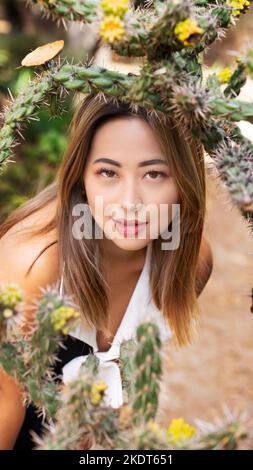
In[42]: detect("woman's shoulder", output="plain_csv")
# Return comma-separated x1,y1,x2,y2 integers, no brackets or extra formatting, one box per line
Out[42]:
0,198,57,241
0,201,60,311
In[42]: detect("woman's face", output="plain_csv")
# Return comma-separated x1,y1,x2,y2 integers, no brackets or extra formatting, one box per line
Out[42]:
83,116,179,252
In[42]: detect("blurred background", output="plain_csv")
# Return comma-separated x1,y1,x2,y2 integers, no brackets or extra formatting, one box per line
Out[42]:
0,0,253,447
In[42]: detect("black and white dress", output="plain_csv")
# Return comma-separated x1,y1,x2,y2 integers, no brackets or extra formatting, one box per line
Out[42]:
13,243,172,449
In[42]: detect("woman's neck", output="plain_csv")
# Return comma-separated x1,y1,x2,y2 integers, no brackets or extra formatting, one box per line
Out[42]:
98,238,148,268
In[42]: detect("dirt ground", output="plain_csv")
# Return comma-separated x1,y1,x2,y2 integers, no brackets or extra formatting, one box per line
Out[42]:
158,162,253,440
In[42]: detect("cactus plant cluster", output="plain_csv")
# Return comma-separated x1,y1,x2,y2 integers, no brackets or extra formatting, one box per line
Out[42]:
0,282,249,449
0,283,23,342
0,283,168,448
0,285,80,418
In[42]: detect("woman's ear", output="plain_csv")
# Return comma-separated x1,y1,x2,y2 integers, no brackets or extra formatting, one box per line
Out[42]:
195,236,213,297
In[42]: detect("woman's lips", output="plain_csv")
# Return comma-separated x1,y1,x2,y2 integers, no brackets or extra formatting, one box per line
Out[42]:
112,218,149,236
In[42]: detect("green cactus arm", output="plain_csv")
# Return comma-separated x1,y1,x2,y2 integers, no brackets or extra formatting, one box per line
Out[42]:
27,0,100,23
119,338,138,398
0,73,55,168
192,407,248,450
209,97,253,124
52,63,135,94
0,336,28,383
222,49,253,99
130,322,162,425
0,286,82,419
0,331,61,418
212,140,253,218
223,62,247,98
33,366,120,450
0,62,136,168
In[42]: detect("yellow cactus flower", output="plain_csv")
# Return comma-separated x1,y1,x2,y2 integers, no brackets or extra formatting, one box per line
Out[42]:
3,308,14,319
91,392,103,406
90,380,107,406
167,418,196,445
91,380,108,393
0,283,23,308
227,0,250,17
101,0,129,17
217,67,233,83
174,18,203,46
51,305,80,335
99,14,125,43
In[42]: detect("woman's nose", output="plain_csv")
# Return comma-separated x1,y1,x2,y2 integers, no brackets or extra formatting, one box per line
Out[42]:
119,179,143,209
120,201,143,211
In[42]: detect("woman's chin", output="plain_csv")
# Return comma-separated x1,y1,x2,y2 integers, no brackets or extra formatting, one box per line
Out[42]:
114,239,149,251
103,232,150,251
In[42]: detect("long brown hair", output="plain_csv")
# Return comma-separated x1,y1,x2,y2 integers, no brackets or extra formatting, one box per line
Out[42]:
0,92,206,346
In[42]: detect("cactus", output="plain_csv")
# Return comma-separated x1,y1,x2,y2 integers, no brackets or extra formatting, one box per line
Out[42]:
0,284,80,418
28,0,101,24
0,283,23,342
0,282,250,449
212,140,253,217
0,73,55,168
129,323,162,425
30,320,176,450
0,62,135,169
0,286,168,449
193,406,249,450
33,370,119,450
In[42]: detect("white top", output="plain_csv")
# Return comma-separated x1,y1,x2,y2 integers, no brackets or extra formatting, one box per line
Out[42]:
59,243,172,408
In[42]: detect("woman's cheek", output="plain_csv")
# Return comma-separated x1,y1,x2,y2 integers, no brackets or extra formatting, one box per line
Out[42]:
147,183,179,238
86,193,115,234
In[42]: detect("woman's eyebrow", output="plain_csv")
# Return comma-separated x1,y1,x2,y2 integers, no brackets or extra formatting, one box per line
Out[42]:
93,157,168,167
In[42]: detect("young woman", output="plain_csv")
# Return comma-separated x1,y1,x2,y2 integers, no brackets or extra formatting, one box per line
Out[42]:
0,93,213,449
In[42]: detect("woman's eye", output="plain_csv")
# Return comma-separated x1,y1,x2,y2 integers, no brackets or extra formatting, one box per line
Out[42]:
96,169,167,180
97,168,117,178
145,171,166,180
